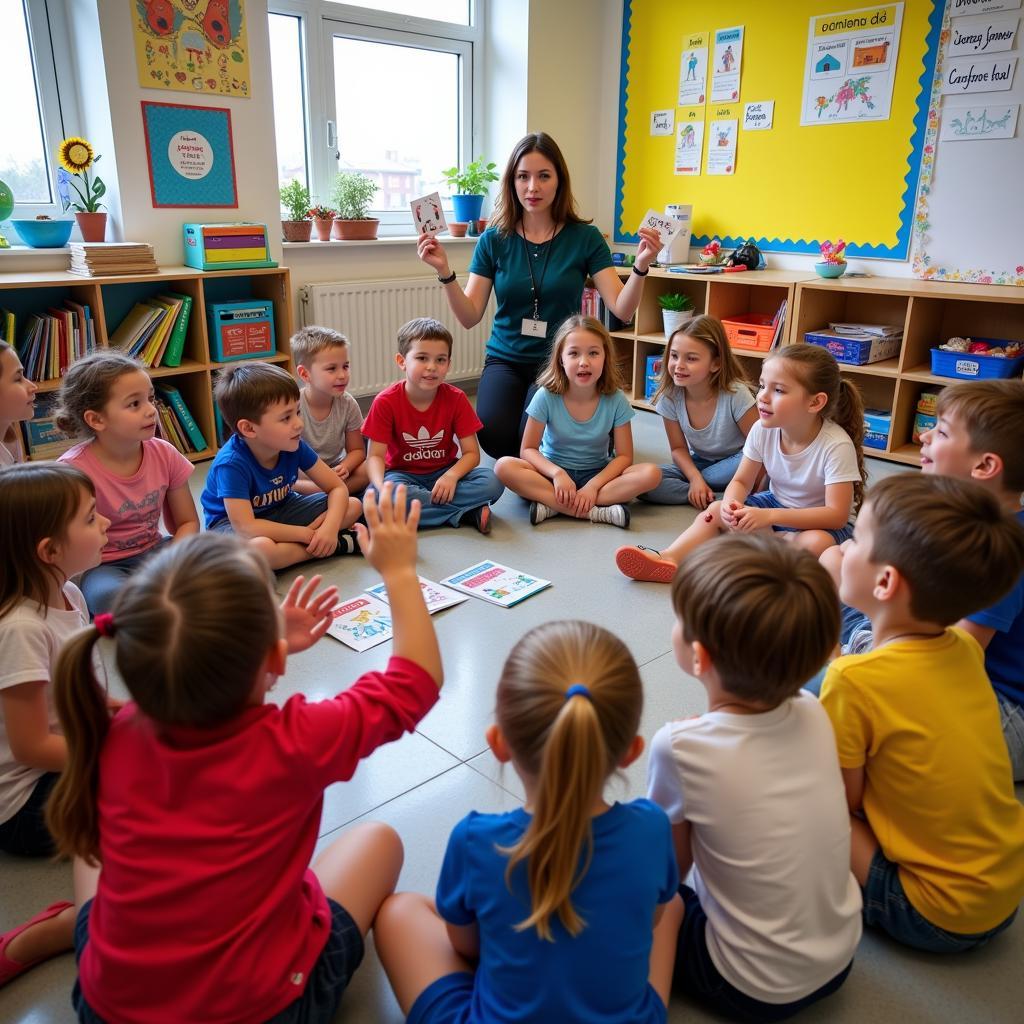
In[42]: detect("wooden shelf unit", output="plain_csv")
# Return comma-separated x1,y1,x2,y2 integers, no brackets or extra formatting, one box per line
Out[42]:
0,266,294,462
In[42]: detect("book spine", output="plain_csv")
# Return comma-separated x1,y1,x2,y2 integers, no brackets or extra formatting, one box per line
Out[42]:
161,295,192,368
158,385,207,450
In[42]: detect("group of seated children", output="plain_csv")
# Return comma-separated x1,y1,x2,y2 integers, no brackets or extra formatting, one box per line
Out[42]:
1,317,1023,1023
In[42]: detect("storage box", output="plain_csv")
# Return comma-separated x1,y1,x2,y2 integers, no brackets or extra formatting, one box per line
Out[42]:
645,354,662,400
863,408,892,450
208,300,276,361
916,390,941,416
723,313,776,351
804,329,901,365
913,412,937,444
930,346,1024,380
183,223,278,271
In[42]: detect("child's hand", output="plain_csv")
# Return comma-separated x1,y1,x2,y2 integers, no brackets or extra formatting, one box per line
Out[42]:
281,574,339,654
720,499,741,529
571,482,600,517
335,464,350,481
732,505,774,532
416,234,449,275
552,470,576,508
355,483,421,577
307,524,339,559
430,470,458,505
687,476,714,510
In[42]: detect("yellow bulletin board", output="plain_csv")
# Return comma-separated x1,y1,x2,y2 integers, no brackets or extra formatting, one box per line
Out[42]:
615,0,942,259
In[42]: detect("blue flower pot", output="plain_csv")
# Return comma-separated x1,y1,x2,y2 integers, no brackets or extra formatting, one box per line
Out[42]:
451,194,484,224
11,218,74,248
814,261,847,279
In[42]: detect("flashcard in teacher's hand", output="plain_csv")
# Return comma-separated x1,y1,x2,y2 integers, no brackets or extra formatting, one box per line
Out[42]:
410,192,448,236
638,209,682,248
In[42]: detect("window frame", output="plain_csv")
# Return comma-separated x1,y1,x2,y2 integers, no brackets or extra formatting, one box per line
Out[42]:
270,0,483,238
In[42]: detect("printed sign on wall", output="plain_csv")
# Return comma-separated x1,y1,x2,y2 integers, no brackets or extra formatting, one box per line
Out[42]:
711,26,744,102
678,31,709,106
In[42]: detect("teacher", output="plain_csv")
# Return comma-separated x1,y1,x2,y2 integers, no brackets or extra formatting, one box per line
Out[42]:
417,132,659,459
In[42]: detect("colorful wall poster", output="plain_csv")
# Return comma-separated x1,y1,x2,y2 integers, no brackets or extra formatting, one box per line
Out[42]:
678,31,709,106
743,100,774,130
141,101,237,208
939,102,1019,139
940,55,1016,92
801,4,904,125
710,26,744,102
947,13,1018,55
949,0,1021,14
674,114,705,174
650,109,675,135
706,117,738,175
133,0,251,98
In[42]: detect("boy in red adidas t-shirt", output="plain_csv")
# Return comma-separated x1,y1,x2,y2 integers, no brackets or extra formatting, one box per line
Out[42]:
362,317,504,533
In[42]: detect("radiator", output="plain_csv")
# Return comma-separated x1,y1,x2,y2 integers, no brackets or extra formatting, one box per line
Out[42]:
299,278,491,397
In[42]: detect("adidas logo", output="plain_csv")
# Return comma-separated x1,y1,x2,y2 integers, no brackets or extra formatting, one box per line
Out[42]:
402,426,445,449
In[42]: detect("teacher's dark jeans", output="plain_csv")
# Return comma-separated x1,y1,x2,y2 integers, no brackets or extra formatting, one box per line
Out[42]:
475,355,545,460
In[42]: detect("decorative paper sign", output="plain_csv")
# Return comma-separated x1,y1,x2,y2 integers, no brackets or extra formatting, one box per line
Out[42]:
711,26,744,102
674,119,705,174
801,4,904,125
939,102,1019,140
141,101,237,208
133,0,251,98
941,56,1017,92
948,14,1018,54
410,192,447,236
678,32,709,105
650,110,675,136
949,0,1021,14
706,119,738,175
638,208,683,247
743,101,775,130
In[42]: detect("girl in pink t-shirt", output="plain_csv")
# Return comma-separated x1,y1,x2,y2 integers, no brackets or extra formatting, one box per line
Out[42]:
56,352,199,615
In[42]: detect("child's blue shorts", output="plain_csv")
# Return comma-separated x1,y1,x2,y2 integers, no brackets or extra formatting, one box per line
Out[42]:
745,490,854,544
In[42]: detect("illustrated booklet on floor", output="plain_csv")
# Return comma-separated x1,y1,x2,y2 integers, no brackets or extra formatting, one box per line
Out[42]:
440,561,551,608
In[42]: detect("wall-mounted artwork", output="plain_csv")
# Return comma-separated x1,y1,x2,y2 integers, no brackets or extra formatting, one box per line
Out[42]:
133,0,250,98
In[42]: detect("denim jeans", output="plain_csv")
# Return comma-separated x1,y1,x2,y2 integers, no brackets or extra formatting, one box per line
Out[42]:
996,692,1024,782
79,537,172,616
640,451,743,505
373,466,504,528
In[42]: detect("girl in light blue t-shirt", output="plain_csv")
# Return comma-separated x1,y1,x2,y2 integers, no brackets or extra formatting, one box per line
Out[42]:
641,315,758,508
494,315,661,528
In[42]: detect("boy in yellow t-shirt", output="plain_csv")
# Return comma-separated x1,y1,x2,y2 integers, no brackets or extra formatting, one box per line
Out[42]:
821,473,1024,952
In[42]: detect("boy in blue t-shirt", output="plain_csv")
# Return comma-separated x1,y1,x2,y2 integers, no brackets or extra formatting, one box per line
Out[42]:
201,362,362,570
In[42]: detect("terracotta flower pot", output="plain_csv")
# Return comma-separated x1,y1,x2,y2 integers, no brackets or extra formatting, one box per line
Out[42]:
282,220,313,242
75,211,107,243
313,218,334,241
448,221,468,237
333,218,380,241
475,218,488,233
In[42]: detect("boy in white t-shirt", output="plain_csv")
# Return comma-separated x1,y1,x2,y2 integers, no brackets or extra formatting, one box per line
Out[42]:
647,533,861,1020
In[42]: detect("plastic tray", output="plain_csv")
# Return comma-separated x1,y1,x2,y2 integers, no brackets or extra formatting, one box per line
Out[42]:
722,313,776,351
930,346,1024,380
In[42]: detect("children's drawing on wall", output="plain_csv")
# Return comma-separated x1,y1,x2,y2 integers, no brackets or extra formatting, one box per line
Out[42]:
801,4,904,125
678,31,709,106
674,119,705,175
133,0,251,98
939,103,1019,140
706,119,737,175
710,26,744,102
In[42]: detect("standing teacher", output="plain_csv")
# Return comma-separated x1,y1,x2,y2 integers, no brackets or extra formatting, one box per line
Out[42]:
416,132,660,459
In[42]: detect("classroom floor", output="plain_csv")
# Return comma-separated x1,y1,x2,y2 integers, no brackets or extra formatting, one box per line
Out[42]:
2,408,1021,1024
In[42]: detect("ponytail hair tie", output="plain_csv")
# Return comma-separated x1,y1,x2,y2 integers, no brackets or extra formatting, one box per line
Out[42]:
564,684,592,702
94,613,116,638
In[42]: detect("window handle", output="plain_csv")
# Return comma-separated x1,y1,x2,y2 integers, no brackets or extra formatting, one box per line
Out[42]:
326,120,338,155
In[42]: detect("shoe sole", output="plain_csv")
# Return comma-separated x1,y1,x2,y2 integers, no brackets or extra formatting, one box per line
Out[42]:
615,547,676,583
476,506,492,534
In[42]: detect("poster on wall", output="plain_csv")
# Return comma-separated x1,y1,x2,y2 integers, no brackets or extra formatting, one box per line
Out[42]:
674,116,705,174
948,0,1021,15
706,118,738,174
141,101,238,208
940,56,1016,93
946,13,1018,55
743,101,775,130
800,4,904,125
939,102,1019,139
678,32,709,106
133,0,251,98
710,26,744,102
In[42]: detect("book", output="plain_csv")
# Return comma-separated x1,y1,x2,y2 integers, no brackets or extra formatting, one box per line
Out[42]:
160,292,192,367
1,308,15,345
364,576,468,614
828,322,903,338
109,303,162,353
21,395,76,460
770,299,787,350
68,242,158,276
156,384,207,451
327,594,394,652
440,561,551,608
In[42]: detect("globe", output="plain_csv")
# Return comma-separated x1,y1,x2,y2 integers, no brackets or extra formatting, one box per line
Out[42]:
0,178,12,248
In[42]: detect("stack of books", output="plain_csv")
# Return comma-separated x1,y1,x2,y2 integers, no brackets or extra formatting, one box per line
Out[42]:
580,286,635,332
21,396,77,461
154,384,207,456
68,242,158,277
108,293,193,368
16,299,98,381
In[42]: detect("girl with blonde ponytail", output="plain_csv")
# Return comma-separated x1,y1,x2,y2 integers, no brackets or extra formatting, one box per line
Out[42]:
375,620,683,1023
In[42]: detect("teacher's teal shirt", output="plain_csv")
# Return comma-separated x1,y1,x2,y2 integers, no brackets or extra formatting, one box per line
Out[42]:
468,222,614,363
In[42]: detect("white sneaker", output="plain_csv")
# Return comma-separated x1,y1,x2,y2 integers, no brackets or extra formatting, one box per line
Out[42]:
590,504,630,528
529,501,559,526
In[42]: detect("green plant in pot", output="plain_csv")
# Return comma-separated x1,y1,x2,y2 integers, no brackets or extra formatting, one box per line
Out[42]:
280,179,312,242
442,157,498,225
657,292,696,337
308,203,337,241
331,172,380,240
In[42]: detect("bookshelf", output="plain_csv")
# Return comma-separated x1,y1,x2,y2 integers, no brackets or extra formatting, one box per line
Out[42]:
0,266,293,463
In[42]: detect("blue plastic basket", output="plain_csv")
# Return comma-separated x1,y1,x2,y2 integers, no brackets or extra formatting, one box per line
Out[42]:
930,346,1024,380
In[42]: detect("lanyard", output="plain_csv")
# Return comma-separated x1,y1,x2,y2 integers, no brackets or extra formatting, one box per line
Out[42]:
521,220,556,322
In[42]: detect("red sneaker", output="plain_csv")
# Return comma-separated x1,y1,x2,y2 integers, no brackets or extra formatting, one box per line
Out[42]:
615,545,677,583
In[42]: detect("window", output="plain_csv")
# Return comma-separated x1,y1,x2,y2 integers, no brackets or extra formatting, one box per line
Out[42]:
269,2,481,236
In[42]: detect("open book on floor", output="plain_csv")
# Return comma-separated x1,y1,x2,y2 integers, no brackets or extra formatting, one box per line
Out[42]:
441,561,551,608
364,577,467,614
326,594,394,652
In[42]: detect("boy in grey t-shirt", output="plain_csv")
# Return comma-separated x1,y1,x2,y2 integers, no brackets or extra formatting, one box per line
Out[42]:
291,326,369,496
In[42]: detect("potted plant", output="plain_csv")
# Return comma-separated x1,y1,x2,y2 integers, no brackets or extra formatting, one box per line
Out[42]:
308,204,337,242
57,136,107,242
441,157,499,226
331,172,379,240
448,221,469,237
658,292,696,337
280,179,313,242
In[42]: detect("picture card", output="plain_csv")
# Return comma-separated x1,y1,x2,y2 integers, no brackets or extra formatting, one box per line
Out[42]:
674,120,705,175
364,576,468,614
939,102,1019,140
678,32,709,106
441,561,551,609
706,119,738,175
327,594,393,652
638,208,684,247
410,192,448,236
711,25,744,102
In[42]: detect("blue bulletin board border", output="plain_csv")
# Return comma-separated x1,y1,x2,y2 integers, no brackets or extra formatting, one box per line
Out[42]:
613,0,943,260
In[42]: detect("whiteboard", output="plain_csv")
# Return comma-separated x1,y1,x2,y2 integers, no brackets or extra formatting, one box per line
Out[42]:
912,0,1024,284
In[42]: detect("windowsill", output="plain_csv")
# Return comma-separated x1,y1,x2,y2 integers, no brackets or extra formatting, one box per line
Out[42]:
282,235,481,250
0,245,70,256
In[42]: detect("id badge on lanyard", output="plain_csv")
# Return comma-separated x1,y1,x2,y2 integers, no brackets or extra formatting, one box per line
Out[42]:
521,224,553,339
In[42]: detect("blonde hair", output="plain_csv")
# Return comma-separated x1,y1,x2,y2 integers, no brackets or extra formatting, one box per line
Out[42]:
766,343,867,513
535,315,622,396
497,620,642,941
651,315,746,407
290,326,349,369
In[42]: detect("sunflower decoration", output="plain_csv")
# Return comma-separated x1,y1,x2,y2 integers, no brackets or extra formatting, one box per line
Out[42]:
56,136,106,213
